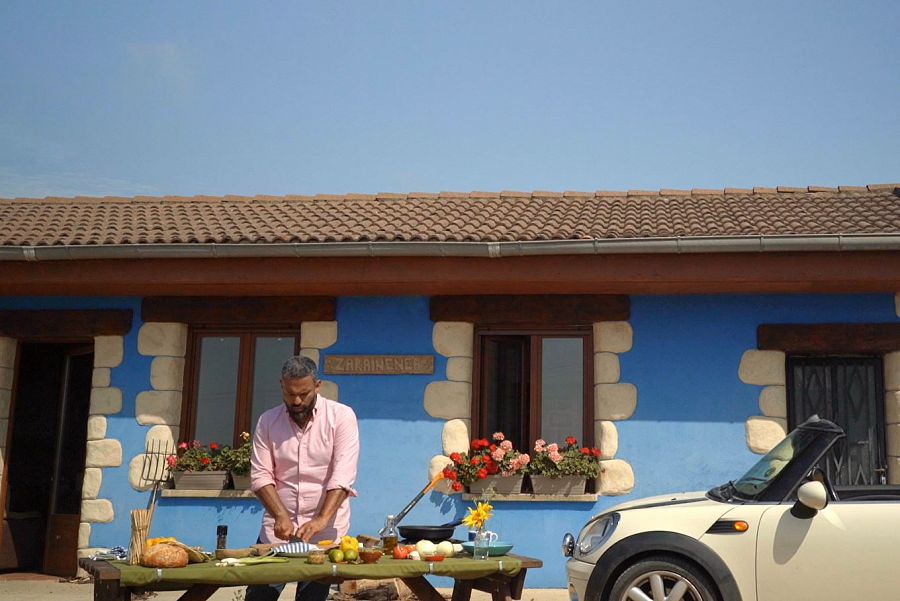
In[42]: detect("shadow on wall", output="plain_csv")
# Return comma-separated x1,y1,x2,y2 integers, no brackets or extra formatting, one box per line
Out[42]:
622,294,897,423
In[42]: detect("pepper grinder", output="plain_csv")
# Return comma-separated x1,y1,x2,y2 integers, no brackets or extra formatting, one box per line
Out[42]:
216,525,228,550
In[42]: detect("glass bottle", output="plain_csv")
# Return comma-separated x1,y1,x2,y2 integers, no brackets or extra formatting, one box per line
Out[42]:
379,514,399,553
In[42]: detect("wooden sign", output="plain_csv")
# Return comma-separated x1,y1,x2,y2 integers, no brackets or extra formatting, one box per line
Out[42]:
324,355,435,375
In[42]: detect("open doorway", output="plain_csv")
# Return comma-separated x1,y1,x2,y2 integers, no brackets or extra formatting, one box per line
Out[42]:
1,343,93,576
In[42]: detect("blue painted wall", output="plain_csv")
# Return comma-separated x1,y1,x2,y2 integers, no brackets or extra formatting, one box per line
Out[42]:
1,293,898,587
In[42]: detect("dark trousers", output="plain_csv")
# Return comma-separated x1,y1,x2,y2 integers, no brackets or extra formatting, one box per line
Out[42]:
245,580,331,601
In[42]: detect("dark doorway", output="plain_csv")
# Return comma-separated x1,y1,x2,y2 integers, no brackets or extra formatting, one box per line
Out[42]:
2,343,93,576
787,356,886,488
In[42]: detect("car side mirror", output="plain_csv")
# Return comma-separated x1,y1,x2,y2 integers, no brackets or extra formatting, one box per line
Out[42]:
792,480,828,518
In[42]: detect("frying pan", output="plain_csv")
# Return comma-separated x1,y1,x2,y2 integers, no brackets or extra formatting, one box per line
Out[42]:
393,474,464,542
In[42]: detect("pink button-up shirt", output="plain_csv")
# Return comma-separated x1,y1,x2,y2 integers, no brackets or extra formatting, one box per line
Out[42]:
250,395,360,544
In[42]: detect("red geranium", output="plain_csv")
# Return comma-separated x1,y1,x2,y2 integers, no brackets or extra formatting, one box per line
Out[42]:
441,435,530,488
566,436,578,446
529,436,602,478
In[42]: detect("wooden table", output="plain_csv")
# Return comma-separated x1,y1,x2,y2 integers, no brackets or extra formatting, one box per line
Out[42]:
78,554,543,601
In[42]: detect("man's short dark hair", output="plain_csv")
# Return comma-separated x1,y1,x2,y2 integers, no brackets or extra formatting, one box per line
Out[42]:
281,356,319,381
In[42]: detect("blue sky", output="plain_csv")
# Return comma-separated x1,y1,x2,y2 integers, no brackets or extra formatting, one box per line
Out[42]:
1,1,897,198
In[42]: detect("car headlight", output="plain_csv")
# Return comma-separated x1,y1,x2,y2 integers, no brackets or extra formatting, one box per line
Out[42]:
574,512,619,558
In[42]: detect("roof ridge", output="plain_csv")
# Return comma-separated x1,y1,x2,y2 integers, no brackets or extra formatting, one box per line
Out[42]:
1,184,897,203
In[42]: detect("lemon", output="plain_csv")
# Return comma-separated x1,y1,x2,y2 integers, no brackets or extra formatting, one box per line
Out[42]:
328,549,344,563
343,549,359,562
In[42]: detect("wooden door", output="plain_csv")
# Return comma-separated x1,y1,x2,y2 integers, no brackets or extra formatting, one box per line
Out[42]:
42,347,93,576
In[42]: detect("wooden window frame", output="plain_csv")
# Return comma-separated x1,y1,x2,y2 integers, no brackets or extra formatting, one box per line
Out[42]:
473,327,595,450
180,326,300,446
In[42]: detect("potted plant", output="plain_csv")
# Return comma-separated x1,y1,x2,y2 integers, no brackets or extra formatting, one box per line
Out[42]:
166,440,229,490
528,436,601,495
442,433,530,495
222,431,252,489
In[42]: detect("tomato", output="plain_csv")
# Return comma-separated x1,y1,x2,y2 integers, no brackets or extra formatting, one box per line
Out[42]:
392,545,410,560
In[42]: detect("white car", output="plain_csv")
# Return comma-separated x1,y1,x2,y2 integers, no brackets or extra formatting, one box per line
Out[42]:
563,416,900,601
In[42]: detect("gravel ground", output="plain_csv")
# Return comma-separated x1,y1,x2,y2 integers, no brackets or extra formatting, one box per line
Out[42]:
0,574,570,601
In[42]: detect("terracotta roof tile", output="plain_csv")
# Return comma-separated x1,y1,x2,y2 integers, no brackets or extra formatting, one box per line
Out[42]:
0,185,897,247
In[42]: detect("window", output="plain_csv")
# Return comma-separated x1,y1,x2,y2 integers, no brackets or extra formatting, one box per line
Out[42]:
183,328,299,446
475,330,593,450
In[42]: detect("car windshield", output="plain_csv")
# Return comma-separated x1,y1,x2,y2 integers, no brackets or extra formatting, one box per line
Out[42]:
730,427,820,498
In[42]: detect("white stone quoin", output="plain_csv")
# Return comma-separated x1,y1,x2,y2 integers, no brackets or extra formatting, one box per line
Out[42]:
594,383,638,421
82,468,102,499
597,459,634,495
738,350,786,386
138,322,189,357
136,390,183,425
80,499,115,523
424,381,471,419
93,336,124,368
85,439,124,468
446,357,473,383
442,419,470,455
758,385,787,418
86,416,107,441
89,387,123,415
150,356,185,391
594,420,619,459
593,322,633,353
593,352,621,384
746,417,787,454
433,322,474,358
300,321,338,350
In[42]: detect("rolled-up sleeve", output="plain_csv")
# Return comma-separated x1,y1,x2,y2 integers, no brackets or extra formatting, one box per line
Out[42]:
325,405,360,497
250,415,276,492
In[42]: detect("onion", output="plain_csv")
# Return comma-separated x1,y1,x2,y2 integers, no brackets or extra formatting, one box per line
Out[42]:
435,541,454,558
415,540,437,557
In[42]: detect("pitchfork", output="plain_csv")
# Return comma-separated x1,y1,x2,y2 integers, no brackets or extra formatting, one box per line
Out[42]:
139,438,175,535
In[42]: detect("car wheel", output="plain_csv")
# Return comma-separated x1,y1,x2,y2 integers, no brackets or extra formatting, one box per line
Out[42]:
608,555,717,601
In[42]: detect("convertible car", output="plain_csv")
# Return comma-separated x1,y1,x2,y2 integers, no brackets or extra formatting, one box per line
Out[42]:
563,416,900,601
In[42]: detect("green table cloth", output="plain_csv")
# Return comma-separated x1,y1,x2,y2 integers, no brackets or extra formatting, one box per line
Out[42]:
112,556,523,588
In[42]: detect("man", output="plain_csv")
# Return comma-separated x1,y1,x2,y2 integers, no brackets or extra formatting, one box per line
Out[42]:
246,356,360,601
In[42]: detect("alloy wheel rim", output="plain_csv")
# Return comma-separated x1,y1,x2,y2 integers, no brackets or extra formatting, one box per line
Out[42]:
618,569,703,601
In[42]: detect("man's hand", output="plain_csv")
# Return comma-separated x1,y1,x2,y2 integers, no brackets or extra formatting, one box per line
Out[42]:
294,516,329,542
273,514,294,541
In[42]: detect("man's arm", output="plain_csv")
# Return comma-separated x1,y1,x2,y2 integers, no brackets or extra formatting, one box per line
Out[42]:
254,484,295,541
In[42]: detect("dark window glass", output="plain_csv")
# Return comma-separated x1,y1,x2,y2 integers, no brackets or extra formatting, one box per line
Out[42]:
478,332,590,450
186,330,298,446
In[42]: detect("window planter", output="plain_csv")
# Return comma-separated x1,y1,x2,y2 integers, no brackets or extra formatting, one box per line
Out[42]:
528,474,587,495
171,471,229,490
467,474,525,495
231,472,252,490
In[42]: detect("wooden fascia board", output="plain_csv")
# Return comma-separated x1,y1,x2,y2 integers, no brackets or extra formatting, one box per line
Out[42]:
1,252,900,296
142,296,336,324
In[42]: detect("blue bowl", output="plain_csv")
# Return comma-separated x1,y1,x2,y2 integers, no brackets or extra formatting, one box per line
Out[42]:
460,541,514,557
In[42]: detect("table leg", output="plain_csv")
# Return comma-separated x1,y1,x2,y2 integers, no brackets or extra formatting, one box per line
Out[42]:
491,581,512,601
400,576,445,601
94,580,130,601
176,584,220,601
508,569,528,600
451,579,474,601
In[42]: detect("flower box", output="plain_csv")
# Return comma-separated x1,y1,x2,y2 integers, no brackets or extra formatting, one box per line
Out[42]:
231,472,252,490
468,474,524,495
171,470,228,490
528,474,587,495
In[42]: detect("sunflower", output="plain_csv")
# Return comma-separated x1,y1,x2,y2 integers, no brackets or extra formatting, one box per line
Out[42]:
461,501,494,530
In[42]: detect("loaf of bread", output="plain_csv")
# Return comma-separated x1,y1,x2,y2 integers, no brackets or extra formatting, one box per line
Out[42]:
141,543,189,568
